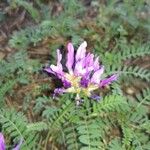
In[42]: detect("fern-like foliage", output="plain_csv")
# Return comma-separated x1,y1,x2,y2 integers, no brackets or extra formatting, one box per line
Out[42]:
117,44,150,61
0,80,16,105
27,122,48,132
0,109,38,150
0,50,31,77
48,100,75,129
9,0,39,21
107,65,150,82
135,88,150,106
101,44,150,67
77,119,103,150
108,138,124,150
9,21,53,49
121,124,134,148
64,123,79,150
60,95,127,149
93,95,127,113
38,97,77,149
9,0,84,50
100,43,150,85
115,87,150,150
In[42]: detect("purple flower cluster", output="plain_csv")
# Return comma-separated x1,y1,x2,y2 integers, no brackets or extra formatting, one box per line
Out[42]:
0,133,22,150
44,41,117,100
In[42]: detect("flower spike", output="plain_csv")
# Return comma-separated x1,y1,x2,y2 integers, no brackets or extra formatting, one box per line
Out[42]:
45,41,118,100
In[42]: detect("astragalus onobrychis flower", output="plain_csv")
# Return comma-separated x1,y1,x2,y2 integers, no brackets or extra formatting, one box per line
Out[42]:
44,41,117,101
0,133,22,150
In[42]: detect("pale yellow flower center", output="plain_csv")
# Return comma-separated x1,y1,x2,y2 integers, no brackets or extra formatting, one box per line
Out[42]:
65,73,99,97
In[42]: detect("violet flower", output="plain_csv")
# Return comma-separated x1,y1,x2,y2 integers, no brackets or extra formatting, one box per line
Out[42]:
44,41,117,100
0,133,22,150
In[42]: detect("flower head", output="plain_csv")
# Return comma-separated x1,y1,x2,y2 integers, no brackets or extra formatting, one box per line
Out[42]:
44,41,117,100
0,133,22,150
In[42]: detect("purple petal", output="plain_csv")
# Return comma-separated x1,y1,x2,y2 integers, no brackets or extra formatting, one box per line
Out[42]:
74,53,94,76
83,53,90,64
45,49,64,78
80,78,89,88
0,133,5,150
56,49,62,66
87,54,94,67
93,56,100,71
54,88,65,94
74,59,86,76
100,74,118,87
90,94,101,101
75,41,87,61
50,65,63,75
53,88,65,98
83,53,94,68
56,49,63,72
83,54,95,74
44,66,64,80
44,68,54,74
50,49,63,74
12,139,23,150
63,80,71,88
91,66,104,84
66,43,74,73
